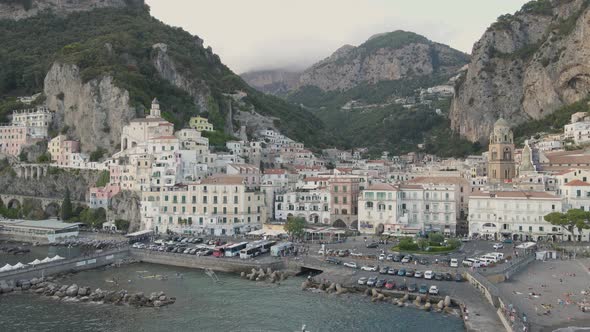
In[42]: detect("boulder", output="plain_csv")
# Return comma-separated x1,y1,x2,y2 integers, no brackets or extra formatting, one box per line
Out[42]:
371,288,379,297
437,300,445,310
424,302,431,311
55,291,65,298
402,294,409,302
153,300,163,307
79,296,90,302
65,284,79,297
34,287,45,294
319,283,326,291
444,296,451,307
414,296,422,305
377,294,385,301
335,283,346,294
240,272,245,278
364,288,371,296
301,281,310,290
21,281,31,290
77,287,90,297
59,285,68,292
327,283,336,293
266,267,272,275
30,278,40,285
158,295,167,301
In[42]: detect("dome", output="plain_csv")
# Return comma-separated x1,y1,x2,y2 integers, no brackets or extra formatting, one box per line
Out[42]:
494,118,510,128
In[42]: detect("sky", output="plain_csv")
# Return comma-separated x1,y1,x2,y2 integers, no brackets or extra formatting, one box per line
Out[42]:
146,0,530,74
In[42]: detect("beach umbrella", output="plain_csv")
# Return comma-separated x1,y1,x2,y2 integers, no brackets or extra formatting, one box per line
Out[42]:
0,264,13,272
40,257,52,263
13,262,26,269
51,255,65,261
29,259,42,265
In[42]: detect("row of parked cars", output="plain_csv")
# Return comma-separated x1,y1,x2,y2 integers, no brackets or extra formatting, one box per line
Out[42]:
378,253,432,265
357,277,440,295
132,242,214,256
462,252,505,268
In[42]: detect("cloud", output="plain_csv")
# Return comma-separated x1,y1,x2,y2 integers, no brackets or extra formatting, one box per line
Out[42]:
146,0,529,73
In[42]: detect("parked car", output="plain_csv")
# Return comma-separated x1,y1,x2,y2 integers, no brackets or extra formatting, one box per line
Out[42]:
326,257,342,265
318,249,326,255
375,279,386,288
503,238,513,244
488,252,505,260
379,266,389,274
462,258,482,268
418,258,429,265
397,268,406,276
387,268,397,275
366,242,379,248
367,276,378,287
405,269,415,277
350,252,363,257
378,253,386,261
393,254,403,262
428,285,439,295
414,271,423,278
397,283,408,291
408,283,417,292
344,262,358,269
357,277,368,285
361,265,378,272
424,270,433,280
385,280,395,290
338,250,349,257
419,284,428,294
450,258,459,268
401,255,412,263
444,272,453,281
434,273,443,281
493,243,504,250
386,254,394,261
454,273,464,282
461,237,471,242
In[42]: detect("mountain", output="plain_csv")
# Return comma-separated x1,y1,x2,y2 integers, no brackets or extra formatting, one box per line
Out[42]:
0,0,330,154
260,31,475,157
0,0,139,20
296,31,469,92
451,0,590,143
240,69,301,96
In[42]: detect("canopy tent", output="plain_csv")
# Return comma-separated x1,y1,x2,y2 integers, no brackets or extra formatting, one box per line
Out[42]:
0,264,13,272
40,257,53,263
247,229,265,236
516,242,537,249
49,255,64,262
12,262,26,269
29,259,42,265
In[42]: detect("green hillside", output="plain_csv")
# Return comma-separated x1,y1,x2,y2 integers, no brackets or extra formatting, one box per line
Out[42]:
0,3,331,148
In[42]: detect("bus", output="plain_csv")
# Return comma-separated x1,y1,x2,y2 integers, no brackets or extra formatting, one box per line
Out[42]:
240,246,261,259
225,242,249,257
246,240,276,254
270,242,293,257
213,244,230,257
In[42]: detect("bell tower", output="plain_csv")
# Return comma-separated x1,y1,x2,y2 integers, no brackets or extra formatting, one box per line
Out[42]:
488,118,515,183
149,98,161,118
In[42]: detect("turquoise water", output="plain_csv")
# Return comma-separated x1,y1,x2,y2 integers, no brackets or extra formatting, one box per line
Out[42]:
0,263,465,332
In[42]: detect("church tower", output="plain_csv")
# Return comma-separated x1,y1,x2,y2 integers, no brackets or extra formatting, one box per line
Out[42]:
148,98,161,118
488,118,515,183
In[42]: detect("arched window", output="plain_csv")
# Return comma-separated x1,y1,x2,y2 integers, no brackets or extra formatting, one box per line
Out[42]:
365,201,374,208
503,147,511,161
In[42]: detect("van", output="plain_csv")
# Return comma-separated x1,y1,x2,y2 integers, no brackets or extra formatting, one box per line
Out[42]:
488,252,504,260
424,271,434,279
480,255,498,263
478,257,494,265
450,258,458,268
462,258,482,268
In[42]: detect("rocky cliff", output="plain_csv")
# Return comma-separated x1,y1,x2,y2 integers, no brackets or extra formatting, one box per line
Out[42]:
44,62,137,154
240,69,302,96
108,191,141,232
296,31,469,92
0,0,142,20
451,0,590,143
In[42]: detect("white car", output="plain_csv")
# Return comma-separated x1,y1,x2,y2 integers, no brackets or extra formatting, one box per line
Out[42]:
344,262,358,269
424,270,433,280
428,285,439,295
401,255,412,263
361,265,378,272
493,243,504,250
450,258,458,268
357,277,368,285
378,254,386,261
318,249,325,255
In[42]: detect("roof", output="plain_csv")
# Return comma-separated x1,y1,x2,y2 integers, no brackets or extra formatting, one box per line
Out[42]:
399,184,423,190
151,136,177,140
408,176,468,186
200,175,245,185
264,169,287,175
544,150,590,164
366,183,397,191
564,179,590,187
494,118,510,128
470,191,559,199
152,97,159,104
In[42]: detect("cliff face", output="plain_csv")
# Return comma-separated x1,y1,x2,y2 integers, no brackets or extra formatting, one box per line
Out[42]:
240,69,302,96
451,0,590,143
0,0,142,20
296,32,469,92
44,62,137,154
108,191,141,232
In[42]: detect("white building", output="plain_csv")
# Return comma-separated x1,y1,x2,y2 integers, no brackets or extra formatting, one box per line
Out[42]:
274,189,331,224
468,191,563,242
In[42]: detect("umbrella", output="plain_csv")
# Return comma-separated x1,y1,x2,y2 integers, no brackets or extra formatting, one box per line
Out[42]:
51,255,65,261
12,262,26,269
40,257,52,263
0,264,13,272
29,259,42,265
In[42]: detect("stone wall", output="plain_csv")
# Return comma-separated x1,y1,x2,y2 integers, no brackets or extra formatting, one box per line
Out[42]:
130,249,285,273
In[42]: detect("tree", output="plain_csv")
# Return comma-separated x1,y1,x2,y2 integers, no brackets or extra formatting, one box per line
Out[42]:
284,216,306,239
417,238,429,250
115,219,130,232
545,209,590,241
428,232,445,245
61,188,73,221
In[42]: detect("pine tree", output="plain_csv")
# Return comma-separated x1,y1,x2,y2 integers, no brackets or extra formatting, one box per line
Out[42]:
61,188,72,221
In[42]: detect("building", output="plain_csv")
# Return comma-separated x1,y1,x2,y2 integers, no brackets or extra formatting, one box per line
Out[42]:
468,191,562,242
120,99,174,152
189,116,214,132
141,175,266,236
357,183,399,234
564,121,590,145
88,184,121,209
48,135,81,166
0,106,52,156
329,175,361,227
11,107,52,137
274,189,331,224
488,118,515,183
0,219,80,243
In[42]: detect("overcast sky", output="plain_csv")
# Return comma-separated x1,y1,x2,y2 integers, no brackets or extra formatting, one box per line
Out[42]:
146,0,529,74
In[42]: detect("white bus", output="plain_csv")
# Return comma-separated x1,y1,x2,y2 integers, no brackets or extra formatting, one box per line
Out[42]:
240,246,261,259
225,242,249,257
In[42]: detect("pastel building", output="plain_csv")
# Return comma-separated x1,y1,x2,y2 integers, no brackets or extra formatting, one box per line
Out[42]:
88,184,121,209
48,135,81,166
189,116,213,132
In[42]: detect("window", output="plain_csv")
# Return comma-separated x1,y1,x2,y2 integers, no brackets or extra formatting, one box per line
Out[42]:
334,197,339,204
334,186,339,192
343,197,347,204
343,186,347,192
203,196,207,204
213,207,217,214
213,196,218,204
234,196,238,204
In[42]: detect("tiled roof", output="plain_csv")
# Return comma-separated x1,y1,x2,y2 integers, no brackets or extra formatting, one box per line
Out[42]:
564,180,590,187
470,191,558,199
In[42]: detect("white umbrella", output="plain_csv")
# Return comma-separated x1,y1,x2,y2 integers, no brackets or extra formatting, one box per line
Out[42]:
29,259,42,265
0,264,13,272
50,255,65,261
13,262,26,269
40,257,52,263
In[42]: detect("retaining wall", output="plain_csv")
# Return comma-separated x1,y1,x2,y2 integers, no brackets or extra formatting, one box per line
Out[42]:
130,249,285,273
0,248,129,282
